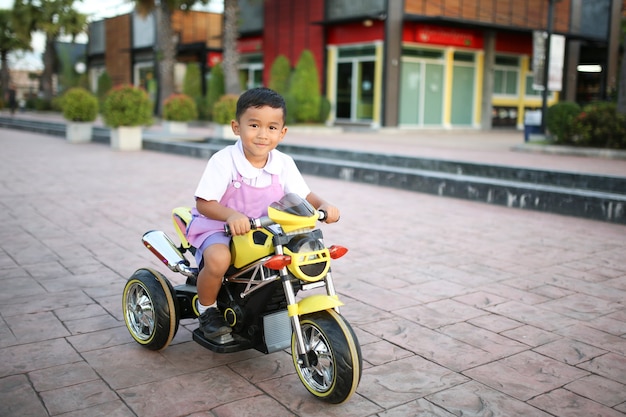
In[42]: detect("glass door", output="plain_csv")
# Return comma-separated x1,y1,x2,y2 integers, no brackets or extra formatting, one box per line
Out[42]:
399,59,444,126
335,45,376,123
356,61,374,120
336,62,352,119
399,61,421,125
451,52,476,126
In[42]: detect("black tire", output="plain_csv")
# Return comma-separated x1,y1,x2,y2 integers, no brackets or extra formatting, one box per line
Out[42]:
123,268,179,351
292,309,362,404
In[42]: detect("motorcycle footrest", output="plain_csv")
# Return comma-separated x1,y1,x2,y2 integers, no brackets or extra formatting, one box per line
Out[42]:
192,328,250,354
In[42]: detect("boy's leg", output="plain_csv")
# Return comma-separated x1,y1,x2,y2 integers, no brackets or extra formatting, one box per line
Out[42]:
197,243,232,338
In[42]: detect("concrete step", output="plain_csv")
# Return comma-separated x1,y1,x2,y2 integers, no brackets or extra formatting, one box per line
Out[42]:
141,136,626,225
2,117,625,224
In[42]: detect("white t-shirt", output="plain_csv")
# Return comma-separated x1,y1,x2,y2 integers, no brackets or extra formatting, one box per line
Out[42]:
194,139,310,202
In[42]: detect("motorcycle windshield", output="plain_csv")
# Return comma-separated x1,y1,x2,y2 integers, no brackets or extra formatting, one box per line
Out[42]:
270,193,315,217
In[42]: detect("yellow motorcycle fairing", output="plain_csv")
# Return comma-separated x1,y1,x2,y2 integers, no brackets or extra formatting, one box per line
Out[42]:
267,205,318,233
231,228,274,269
287,294,343,317
172,207,192,249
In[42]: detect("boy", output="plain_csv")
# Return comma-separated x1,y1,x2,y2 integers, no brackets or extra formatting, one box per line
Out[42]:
186,87,340,339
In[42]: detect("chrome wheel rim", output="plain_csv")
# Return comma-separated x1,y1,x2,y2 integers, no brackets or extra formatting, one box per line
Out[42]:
125,282,155,341
300,324,334,392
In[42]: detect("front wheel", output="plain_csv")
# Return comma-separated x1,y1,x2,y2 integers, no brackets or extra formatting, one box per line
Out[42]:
123,268,179,350
292,309,362,404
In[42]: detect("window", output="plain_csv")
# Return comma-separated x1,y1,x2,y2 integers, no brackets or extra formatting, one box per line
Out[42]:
239,54,263,90
494,55,519,96
454,52,475,62
525,74,543,96
402,48,444,60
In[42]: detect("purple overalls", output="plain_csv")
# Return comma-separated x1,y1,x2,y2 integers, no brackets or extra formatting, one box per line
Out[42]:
186,173,284,267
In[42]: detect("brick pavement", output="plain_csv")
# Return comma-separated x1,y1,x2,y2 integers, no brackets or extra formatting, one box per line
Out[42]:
1,128,625,416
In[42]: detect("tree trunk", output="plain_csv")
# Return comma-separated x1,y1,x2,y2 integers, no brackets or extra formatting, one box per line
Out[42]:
617,33,626,115
41,37,56,101
222,0,240,95
1,50,10,98
155,1,176,116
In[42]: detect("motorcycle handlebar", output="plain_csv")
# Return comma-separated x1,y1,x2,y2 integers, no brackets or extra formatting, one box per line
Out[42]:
224,210,328,236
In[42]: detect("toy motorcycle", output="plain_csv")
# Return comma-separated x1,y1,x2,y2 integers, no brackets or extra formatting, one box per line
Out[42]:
122,193,362,404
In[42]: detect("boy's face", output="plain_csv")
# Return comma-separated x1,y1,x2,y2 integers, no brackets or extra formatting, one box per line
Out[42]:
232,105,287,168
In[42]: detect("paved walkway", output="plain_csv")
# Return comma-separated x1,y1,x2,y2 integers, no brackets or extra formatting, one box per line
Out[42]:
1,123,626,416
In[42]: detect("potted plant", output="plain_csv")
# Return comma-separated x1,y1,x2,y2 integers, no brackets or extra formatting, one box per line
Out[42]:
102,84,153,150
61,87,99,143
162,93,198,134
212,94,239,139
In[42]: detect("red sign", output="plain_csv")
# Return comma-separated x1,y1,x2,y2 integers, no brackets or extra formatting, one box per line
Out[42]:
207,52,223,67
415,24,480,48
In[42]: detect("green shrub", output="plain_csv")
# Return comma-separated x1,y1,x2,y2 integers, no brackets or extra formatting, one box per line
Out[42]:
183,63,202,97
61,87,99,122
51,96,64,112
319,95,331,123
269,54,291,96
183,63,208,119
196,97,211,121
102,84,153,127
212,94,238,125
289,50,321,123
546,101,581,143
33,98,52,111
162,93,198,122
97,71,113,105
206,63,225,121
570,102,626,149
283,93,297,125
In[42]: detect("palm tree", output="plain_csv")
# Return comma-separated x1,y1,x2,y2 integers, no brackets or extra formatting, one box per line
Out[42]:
0,9,31,98
12,0,87,101
222,0,240,95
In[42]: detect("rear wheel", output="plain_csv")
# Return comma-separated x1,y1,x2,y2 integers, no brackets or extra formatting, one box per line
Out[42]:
292,309,362,404
123,268,179,350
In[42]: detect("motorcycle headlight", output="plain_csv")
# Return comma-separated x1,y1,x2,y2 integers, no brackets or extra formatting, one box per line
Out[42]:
284,235,330,282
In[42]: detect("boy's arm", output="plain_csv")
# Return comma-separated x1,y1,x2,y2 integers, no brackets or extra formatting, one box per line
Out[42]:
196,198,251,235
306,192,340,223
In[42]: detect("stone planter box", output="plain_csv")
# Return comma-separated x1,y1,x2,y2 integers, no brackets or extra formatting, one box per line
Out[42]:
110,126,142,151
165,121,188,134
212,123,238,140
66,122,93,143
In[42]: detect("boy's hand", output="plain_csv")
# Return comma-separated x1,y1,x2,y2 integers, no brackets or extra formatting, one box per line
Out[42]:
319,204,340,223
226,212,251,236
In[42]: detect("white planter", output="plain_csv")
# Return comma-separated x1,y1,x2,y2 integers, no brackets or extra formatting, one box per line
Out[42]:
66,122,93,143
212,123,238,140
110,126,142,151
165,121,188,134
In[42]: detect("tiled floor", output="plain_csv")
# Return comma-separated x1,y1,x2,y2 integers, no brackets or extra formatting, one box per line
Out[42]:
0,126,625,416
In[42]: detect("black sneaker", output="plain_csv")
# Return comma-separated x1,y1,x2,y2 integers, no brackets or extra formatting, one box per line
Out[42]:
198,307,232,339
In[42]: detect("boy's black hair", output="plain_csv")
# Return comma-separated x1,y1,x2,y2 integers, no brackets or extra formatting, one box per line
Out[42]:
236,87,287,123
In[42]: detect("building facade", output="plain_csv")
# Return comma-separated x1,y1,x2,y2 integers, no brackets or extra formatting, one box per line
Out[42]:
87,0,621,130
87,9,222,102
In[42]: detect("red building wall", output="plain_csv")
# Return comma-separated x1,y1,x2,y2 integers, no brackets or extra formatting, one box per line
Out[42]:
262,0,325,90
326,20,385,45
